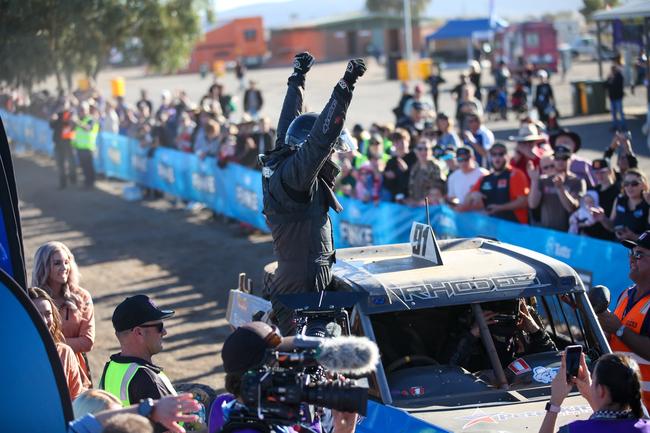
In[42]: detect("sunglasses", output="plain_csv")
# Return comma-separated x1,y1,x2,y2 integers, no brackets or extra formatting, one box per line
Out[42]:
490,152,506,157
554,155,570,161
623,180,641,187
541,165,555,170
137,322,164,333
457,156,469,162
630,251,650,260
416,146,428,151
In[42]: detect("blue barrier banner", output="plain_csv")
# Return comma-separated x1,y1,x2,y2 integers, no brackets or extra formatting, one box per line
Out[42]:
150,147,193,198
130,143,154,186
187,156,219,206
98,132,131,179
1,110,632,299
216,163,267,229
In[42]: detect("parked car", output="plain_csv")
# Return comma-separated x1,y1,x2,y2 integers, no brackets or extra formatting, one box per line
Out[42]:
571,36,616,60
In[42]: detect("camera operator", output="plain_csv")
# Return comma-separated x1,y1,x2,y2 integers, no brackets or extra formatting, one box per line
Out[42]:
261,53,366,335
210,322,358,433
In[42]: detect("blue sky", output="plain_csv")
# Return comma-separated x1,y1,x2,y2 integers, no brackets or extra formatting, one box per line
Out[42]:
214,0,288,13
215,0,586,18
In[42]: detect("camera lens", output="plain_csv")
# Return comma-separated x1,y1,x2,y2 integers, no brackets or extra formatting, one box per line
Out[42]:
302,382,368,416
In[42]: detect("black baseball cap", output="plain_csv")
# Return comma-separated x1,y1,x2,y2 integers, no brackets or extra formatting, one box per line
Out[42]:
222,322,293,374
592,158,609,170
112,295,175,332
456,147,473,158
490,142,507,152
553,145,572,159
622,230,650,250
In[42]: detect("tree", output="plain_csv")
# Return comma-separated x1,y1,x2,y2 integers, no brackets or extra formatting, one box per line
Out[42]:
0,0,212,91
580,0,620,22
366,0,431,16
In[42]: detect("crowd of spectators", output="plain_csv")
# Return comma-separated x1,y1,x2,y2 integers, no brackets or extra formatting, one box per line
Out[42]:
1,57,647,243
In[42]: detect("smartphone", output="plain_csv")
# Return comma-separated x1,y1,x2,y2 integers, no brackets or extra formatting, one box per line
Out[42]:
565,345,582,381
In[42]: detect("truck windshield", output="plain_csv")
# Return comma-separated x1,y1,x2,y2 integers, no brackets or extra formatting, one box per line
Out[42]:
370,292,600,407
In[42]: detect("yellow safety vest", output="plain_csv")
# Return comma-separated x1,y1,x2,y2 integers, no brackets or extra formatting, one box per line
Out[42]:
101,361,177,406
73,116,99,151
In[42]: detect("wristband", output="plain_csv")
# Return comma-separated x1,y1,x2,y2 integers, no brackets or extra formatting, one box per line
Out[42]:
138,398,155,420
545,402,561,413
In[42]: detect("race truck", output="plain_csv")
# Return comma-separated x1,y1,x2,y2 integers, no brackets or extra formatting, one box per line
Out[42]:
227,223,612,433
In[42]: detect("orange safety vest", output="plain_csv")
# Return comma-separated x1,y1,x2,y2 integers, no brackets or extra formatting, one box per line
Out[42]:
61,111,75,140
609,288,650,408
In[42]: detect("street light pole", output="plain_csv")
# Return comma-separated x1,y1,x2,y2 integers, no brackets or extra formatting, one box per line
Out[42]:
403,0,414,81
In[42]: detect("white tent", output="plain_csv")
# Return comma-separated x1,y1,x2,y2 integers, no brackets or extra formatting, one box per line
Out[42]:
591,0,650,79
593,1,650,21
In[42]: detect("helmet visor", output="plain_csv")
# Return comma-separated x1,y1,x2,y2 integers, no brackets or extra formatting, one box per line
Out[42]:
333,128,358,153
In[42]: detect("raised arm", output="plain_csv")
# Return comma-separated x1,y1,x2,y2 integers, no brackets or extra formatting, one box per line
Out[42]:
282,59,367,192
275,52,314,147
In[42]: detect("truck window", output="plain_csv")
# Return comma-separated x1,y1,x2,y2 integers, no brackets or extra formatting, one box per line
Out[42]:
535,294,587,349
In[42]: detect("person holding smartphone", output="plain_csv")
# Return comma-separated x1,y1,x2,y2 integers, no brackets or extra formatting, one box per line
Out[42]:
595,168,650,242
539,351,650,433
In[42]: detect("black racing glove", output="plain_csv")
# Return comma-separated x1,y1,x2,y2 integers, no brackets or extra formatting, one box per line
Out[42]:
292,52,315,75
342,58,367,86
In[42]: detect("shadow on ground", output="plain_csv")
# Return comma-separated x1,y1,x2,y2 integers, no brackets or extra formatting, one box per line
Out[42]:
15,154,274,390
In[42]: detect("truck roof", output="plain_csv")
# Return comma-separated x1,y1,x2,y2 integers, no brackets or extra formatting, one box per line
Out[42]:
332,237,583,314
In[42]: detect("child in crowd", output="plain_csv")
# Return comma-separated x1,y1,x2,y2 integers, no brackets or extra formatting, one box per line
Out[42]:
569,191,601,234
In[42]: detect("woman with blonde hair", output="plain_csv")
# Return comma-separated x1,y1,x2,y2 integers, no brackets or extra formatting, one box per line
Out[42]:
32,241,94,387
28,287,86,400
73,389,122,418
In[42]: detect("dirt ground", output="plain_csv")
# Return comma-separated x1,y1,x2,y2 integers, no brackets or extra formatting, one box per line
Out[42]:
16,152,274,392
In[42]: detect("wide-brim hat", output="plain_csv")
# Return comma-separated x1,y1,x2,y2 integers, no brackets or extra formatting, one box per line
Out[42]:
550,129,582,153
508,124,546,142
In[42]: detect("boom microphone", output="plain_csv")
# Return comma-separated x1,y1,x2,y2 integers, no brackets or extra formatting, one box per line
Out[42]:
317,336,379,375
281,335,379,375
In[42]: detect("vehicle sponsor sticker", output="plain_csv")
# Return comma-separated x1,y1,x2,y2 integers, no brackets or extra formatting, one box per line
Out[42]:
508,358,531,375
532,366,559,384
409,386,425,397
456,405,592,429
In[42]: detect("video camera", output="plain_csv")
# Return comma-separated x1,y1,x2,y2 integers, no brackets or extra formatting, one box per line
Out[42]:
234,292,376,426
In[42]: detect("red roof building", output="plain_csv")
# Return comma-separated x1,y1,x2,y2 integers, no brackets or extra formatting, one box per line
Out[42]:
187,17,267,72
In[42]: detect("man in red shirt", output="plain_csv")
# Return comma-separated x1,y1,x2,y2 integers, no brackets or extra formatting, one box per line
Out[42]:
509,122,549,182
461,142,530,224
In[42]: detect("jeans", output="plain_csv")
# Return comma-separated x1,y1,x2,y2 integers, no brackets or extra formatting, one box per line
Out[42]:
54,139,76,188
76,148,95,187
610,98,626,130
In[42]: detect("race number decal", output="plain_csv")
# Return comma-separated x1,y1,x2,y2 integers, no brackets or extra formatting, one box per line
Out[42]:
409,222,443,265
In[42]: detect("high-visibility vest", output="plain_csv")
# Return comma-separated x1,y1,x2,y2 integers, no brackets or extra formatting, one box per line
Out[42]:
609,288,650,408
61,112,75,140
73,116,98,151
101,361,176,406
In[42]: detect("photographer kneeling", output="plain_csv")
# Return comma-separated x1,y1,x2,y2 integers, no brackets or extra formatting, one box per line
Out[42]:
209,322,359,433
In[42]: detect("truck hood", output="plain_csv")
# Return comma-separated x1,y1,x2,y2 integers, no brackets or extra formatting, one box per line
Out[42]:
405,395,592,432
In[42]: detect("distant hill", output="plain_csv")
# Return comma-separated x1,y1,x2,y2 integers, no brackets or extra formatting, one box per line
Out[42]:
216,0,584,29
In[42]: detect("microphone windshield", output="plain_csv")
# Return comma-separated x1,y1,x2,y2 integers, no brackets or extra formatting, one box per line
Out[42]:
317,336,379,375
